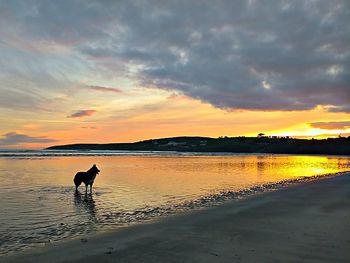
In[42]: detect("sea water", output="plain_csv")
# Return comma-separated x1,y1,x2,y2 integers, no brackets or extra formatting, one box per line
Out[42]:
0,151,349,255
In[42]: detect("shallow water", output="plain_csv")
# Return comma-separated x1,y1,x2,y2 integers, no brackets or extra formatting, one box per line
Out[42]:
0,152,349,255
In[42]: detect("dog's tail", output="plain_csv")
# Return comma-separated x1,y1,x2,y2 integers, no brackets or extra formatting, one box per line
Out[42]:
73,173,82,191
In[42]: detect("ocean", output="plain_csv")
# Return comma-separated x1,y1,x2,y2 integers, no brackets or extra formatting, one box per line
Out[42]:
0,150,349,255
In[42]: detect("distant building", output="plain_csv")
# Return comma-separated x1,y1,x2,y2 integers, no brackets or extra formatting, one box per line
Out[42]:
200,140,207,146
167,141,187,146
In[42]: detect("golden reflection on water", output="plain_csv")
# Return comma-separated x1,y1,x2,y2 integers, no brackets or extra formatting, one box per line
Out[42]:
0,155,349,195
0,154,349,255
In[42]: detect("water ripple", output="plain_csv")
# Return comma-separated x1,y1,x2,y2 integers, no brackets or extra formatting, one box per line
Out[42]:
0,155,349,256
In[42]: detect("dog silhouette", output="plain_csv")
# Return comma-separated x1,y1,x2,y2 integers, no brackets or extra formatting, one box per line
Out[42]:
74,164,100,194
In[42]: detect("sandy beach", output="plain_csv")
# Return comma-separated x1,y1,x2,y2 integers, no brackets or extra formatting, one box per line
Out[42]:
4,173,350,263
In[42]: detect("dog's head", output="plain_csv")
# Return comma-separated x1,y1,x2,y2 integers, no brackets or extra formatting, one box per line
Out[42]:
90,164,100,175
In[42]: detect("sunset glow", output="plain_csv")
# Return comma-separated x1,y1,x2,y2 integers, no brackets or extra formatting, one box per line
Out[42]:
0,1,349,149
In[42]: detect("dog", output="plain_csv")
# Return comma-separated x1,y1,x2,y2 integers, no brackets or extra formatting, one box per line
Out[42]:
74,164,100,194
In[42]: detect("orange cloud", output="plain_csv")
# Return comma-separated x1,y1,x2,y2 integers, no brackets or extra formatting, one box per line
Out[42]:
67,110,96,118
309,121,350,130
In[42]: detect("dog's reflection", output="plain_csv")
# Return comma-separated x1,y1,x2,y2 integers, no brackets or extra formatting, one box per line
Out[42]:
74,191,97,222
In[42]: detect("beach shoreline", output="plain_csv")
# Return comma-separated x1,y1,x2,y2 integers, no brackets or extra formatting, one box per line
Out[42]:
3,172,350,263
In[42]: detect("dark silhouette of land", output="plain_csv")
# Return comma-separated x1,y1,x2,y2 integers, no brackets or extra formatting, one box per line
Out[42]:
46,136,350,155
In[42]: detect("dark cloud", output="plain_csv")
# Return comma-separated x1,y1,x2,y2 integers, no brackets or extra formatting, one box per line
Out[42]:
0,132,57,145
326,105,350,113
1,0,349,111
67,110,96,118
310,121,350,130
88,85,122,93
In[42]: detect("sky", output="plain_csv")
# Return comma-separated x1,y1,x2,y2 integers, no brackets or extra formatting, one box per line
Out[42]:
0,0,349,149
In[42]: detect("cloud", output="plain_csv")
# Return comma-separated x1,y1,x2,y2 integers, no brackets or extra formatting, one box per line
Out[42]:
310,121,350,130
326,105,350,113
294,133,350,139
67,110,96,118
1,1,349,112
88,85,122,93
0,132,57,145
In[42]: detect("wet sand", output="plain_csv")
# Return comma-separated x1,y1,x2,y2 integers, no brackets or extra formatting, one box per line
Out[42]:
4,173,350,263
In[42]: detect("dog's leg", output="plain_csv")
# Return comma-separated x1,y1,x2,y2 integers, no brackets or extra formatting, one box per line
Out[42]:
85,184,88,195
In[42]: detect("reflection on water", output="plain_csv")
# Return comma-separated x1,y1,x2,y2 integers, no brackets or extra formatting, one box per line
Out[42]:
74,192,97,223
0,154,349,255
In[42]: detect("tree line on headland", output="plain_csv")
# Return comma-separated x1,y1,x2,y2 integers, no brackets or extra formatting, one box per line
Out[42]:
46,135,350,155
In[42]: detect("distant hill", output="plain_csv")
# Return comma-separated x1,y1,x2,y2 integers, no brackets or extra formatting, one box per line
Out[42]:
46,136,350,155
